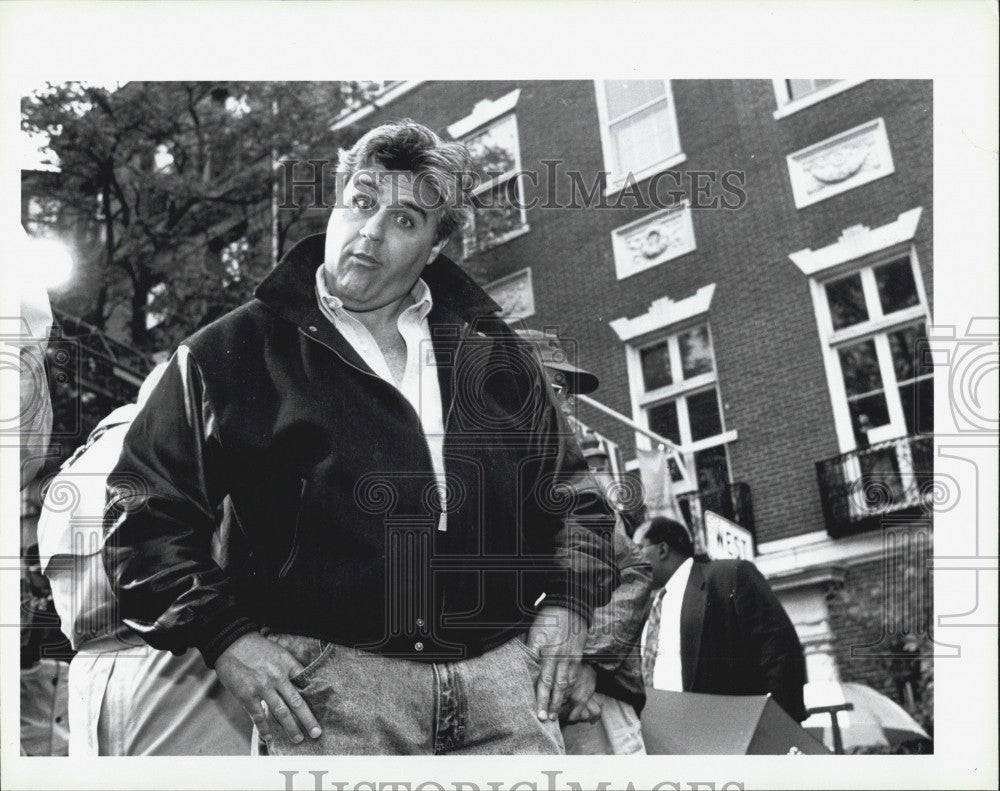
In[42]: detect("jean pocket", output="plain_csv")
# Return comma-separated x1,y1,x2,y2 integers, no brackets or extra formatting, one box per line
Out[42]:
264,632,334,686
512,634,540,664
289,642,334,687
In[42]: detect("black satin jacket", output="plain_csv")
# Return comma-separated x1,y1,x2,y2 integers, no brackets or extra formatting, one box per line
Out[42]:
103,235,617,667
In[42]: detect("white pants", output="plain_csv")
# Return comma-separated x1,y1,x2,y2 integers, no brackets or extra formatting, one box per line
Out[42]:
69,645,252,755
561,693,647,755
20,659,70,756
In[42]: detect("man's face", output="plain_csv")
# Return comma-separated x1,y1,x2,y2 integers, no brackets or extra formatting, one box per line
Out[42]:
323,166,446,313
640,540,674,588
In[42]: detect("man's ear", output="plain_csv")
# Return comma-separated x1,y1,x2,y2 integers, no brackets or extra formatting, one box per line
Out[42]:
426,238,447,266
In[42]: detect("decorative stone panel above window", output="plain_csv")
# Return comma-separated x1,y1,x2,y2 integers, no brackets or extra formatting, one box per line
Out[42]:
483,267,535,322
786,118,894,209
610,201,696,280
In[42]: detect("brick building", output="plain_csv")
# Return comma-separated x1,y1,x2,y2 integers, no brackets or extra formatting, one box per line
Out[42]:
335,79,934,713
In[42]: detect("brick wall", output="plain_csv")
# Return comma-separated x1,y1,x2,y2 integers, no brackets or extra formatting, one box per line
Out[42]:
351,79,933,545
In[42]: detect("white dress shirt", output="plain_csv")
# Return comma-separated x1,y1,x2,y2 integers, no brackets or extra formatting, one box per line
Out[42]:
315,266,448,530
642,556,694,691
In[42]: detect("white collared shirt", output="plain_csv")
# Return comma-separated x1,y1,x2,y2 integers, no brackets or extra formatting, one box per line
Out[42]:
642,556,695,691
315,266,448,530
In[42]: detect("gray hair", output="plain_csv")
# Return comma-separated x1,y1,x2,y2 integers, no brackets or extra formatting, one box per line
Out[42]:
337,120,476,244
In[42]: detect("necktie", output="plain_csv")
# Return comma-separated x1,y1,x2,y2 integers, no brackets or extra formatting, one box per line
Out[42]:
642,588,666,688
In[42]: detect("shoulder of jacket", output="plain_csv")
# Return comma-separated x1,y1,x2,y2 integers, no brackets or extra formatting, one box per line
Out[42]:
184,300,284,355
701,558,742,583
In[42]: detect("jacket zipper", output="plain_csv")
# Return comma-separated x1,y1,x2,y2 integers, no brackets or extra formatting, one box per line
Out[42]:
300,322,474,634
299,322,476,632
297,324,440,491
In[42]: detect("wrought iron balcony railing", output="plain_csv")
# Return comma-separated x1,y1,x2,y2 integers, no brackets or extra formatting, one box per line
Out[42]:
815,435,933,538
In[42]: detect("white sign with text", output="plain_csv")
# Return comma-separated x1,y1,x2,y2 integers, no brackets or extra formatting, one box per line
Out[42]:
704,510,754,560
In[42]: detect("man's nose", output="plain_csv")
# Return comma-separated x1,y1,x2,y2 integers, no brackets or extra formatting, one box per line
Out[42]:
360,208,387,241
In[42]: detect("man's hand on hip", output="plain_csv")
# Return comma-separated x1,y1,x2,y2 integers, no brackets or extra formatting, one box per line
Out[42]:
526,605,589,722
214,632,322,744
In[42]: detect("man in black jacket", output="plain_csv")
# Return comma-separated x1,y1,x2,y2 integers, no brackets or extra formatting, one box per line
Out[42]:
638,517,807,722
104,121,616,754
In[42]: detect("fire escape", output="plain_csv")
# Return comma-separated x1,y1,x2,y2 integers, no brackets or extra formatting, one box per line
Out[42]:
44,306,154,464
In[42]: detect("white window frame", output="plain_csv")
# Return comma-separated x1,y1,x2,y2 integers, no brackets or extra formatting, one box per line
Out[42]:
332,81,426,130
772,79,867,119
624,323,735,495
448,90,530,257
813,250,931,452
611,286,737,496
594,80,686,197
791,208,930,454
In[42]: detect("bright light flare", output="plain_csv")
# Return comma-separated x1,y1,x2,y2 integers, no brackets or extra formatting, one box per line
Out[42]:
27,237,74,290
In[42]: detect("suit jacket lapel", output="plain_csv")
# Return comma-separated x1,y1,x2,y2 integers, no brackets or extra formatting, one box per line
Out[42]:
680,561,707,691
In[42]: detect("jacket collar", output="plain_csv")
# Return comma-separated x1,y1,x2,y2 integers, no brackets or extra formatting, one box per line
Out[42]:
253,233,502,328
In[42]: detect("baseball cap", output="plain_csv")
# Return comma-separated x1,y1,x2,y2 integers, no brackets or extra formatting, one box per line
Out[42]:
516,329,599,395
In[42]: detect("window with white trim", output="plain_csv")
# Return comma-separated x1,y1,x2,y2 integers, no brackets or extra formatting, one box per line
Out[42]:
455,100,529,257
792,209,931,518
785,79,839,101
594,80,684,194
772,79,867,119
820,255,933,448
630,323,732,495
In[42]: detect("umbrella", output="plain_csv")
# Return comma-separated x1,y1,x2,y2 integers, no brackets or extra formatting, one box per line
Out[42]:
641,689,830,754
802,681,930,753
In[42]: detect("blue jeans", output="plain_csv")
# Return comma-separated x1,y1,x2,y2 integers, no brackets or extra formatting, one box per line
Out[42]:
258,633,564,755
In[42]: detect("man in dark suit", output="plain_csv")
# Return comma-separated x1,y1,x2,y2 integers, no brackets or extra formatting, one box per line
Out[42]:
637,516,807,722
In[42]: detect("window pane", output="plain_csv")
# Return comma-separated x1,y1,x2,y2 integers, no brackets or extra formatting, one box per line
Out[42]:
640,341,673,391
609,100,676,176
787,79,838,100
899,377,933,435
694,444,730,496
838,339,884,396
647,400,681,446
463,182,524,254
888,322,930,382
679,325,714,379
875,258,920,316
464,114,519,185
825,274,868,330
604,80,666,119
847,392,891,447
687,388,723,442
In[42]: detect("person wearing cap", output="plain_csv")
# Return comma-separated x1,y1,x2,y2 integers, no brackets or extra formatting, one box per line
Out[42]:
519,329,653,754
515,329,600,400
637,516,807,722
